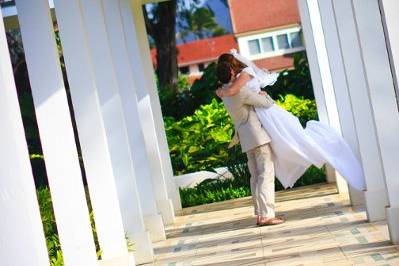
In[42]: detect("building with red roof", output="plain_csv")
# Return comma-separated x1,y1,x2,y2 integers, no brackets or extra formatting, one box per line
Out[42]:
151,0,303,81
228,0,304,71
151,34,238,82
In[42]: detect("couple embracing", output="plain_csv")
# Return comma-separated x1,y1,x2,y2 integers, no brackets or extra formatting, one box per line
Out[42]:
215,50,366,227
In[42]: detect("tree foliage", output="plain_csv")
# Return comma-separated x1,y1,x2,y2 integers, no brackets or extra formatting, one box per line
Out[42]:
144,0,228,92
144,1,179,93
178,6,227,42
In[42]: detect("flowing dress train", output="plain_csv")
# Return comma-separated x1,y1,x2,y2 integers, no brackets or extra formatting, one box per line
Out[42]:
240,66,366,190
255,104,365,190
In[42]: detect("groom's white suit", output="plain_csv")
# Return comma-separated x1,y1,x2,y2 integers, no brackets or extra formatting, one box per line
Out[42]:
222,86,276,218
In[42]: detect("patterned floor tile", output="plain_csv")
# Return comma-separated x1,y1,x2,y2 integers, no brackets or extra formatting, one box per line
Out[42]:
150,183,399,266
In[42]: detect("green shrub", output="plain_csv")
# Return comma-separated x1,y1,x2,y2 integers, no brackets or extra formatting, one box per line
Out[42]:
165,98,233,175
275,94,318,126
165,94,319,175
37,188,64,266
267,52,315,100
159,63,221,120
225,145,251,187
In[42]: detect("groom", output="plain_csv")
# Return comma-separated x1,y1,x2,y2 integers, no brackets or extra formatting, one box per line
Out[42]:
216,64,284,226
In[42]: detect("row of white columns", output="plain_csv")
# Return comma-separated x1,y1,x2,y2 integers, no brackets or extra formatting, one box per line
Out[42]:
121,0,182,212
1,0,182,265
297,0,355,201
15,0,103,264
298,0,399,244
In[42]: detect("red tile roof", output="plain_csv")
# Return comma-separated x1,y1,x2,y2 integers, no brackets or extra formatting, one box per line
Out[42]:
151,34,238,67
228,0,300,35
254,54,295,71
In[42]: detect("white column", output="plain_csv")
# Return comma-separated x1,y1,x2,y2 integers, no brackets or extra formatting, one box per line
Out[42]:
331,0,388,221
353,0,399,244
315,0,365,205
297,0,355,200
121,0,182,212
0,9,50,266
103,0,174,227
14,0,98,265
380,0,399,106
53,0,137,262
78,0,166,241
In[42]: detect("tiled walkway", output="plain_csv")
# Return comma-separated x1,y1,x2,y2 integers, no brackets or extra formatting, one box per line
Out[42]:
150,183,399,266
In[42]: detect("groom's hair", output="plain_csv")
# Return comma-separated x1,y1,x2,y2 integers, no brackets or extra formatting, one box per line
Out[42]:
216,62,233,84
216,53,247,85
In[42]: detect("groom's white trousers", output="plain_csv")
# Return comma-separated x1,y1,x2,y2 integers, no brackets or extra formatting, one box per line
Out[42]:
246,143,276,218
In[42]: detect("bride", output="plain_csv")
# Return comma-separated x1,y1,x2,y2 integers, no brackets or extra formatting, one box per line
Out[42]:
215,50,366,191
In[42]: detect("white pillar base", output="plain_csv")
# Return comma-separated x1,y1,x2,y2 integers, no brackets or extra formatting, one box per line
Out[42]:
326,166,365,208
347,186,365,207
131,231,154,265
335,174,349,195
98,253,135,266
325,164,336,183
165,174,182,211
143,214,166,242
386,205,399,244
157,199,176,225
171,193,182,211
365,188,388,221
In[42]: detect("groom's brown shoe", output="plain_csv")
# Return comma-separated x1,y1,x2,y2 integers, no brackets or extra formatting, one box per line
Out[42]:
258,216,285,226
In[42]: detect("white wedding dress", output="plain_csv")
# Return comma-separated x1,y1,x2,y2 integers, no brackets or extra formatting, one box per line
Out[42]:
240,66,366,190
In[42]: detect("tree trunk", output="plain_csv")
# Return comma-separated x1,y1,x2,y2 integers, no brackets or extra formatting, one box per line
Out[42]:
153,1,178,93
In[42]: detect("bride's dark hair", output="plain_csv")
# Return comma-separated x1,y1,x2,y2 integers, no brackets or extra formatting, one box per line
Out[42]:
216,53,247,85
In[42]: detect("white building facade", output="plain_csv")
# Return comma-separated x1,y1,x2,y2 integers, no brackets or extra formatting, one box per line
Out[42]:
0,0,398,265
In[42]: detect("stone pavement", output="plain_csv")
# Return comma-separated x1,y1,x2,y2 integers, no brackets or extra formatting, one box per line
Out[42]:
147,183,399,266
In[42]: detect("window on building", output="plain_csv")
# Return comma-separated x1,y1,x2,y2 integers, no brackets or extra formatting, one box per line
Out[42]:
290,32,302,48
198,63,205,72
248,39,261,55
277,34,290,49
244,28,303,57
179,66,189,74
261,37,274,52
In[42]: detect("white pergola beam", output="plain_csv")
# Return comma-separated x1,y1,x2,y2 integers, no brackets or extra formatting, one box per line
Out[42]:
53,0,133,261
313,0,366,205
353,0,399,244
78,0,166,242
101,0,162,234
14,0,98,264
297,0,358,201
380,0,399,106
102,0,160,260
123,0,182,214
331,0,388,221
120,0,178,225
0,7,50,266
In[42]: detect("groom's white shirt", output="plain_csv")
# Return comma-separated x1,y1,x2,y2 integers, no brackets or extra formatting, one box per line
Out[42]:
222,86,274,153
